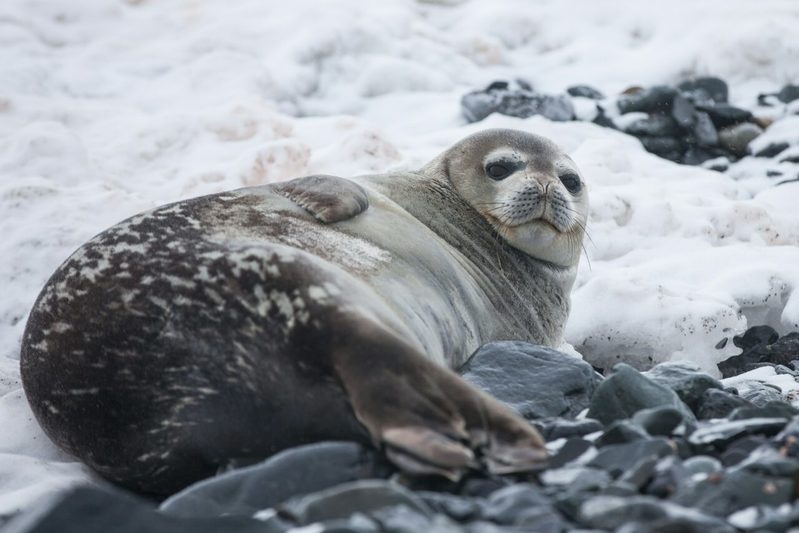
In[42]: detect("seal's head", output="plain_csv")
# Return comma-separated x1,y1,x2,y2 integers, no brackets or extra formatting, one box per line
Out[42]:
430,128,588,268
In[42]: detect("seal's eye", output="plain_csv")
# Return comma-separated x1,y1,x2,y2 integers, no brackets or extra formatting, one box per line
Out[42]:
559,172,581,194
486,163,512,180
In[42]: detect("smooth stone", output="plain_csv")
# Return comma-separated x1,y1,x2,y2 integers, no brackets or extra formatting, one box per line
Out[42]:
672,470,793,517
639,136,683,161
720,436,768,467
679,77,729,104
277,480,431,526
369,505,456,533
593,107,617,129
739,384,784,407
461,87,575,123
632,406,684,436
617,85,677,114
738,447,799,478
315,513,381,532
718,123,763,157
671,94,696,128
419,492,482,523
683,455,723,476
567,85,604,100
533,418,603,441
595,420,649,447
482,484,551,525
513,506,565,533
730,401,799,421
586,363,695,425
622,114,680,137
719,331,799,377
578,495,732,532
727,505,790,532
754,142,790,158
682,146,721,165
777,84,799,103
541,466,611,491
645,361,723,412
588,438,674,478
735,325,780,350
696,103,754,128
458,474,511,498
697,388,754,420
460,341,602,420
644,456,690,498
688,418,788,446
160,442,387,518
692,111,720,146
702,156,730,172
548,438,595,469
3,486,273,533
618,456,658,489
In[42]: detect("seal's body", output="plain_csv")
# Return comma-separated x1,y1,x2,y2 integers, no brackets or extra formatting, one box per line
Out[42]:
21,129,588,495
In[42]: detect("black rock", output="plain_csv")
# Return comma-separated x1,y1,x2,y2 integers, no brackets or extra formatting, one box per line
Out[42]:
369,504,439,532
780,153,799,163
632,406,685,436
672,470,793,518
578,495,733,532
623,115,680,137
645,361,723,412
696,388,753,420
586,363,695,425
739,383,784,406
679,77,729,104
718,122,763,157
460,342,602,420
160,442,388,518
567,85,604,100
3,486,273,533
696,103,754,128
692,111,720,146
277,480,431,526
595,420,649,447
461,85,575,123
682,455,722,476
730,401,799,420
588,438,674,478
767,170,784,177
617,85,677,114
458,473,512,498
418,492,482,523
728,504,790,532
682,146,721,166
720,435,769,467
718,328,799,378
646,456,691,498
548,438,595,469
754,142,790,158
639,136,683,161
618,456,658,489
736,325,781,350
482,484,551,525
778,84,799,103
540,466,612,492
533,418,603,441
671,94,696,128
688,418,789,447
738,446,799,478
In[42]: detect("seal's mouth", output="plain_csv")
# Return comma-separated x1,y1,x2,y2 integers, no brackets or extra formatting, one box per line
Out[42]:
483,210,565,234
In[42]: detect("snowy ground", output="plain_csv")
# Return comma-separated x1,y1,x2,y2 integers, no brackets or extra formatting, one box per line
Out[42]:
1,0,798,518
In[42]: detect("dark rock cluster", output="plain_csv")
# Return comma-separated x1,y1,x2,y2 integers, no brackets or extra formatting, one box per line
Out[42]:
6,337,799,532
462,77,799,179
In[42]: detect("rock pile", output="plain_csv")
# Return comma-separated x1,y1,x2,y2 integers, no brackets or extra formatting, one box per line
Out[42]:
462,77,799,180
6,332,799,532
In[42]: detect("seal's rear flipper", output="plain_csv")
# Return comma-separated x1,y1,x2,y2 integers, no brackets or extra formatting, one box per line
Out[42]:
332,318,548,481
273,174,369,224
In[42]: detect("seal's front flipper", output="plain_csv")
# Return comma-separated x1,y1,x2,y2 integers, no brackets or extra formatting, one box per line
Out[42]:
274,174,369,224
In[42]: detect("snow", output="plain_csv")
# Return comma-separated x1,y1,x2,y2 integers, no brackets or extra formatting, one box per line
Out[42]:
1,0,799,517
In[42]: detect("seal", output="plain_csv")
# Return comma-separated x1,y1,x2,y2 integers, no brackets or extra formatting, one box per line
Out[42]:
20,129,588,496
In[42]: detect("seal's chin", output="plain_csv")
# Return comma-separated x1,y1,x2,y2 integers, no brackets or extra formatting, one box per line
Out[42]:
488,216,580,268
